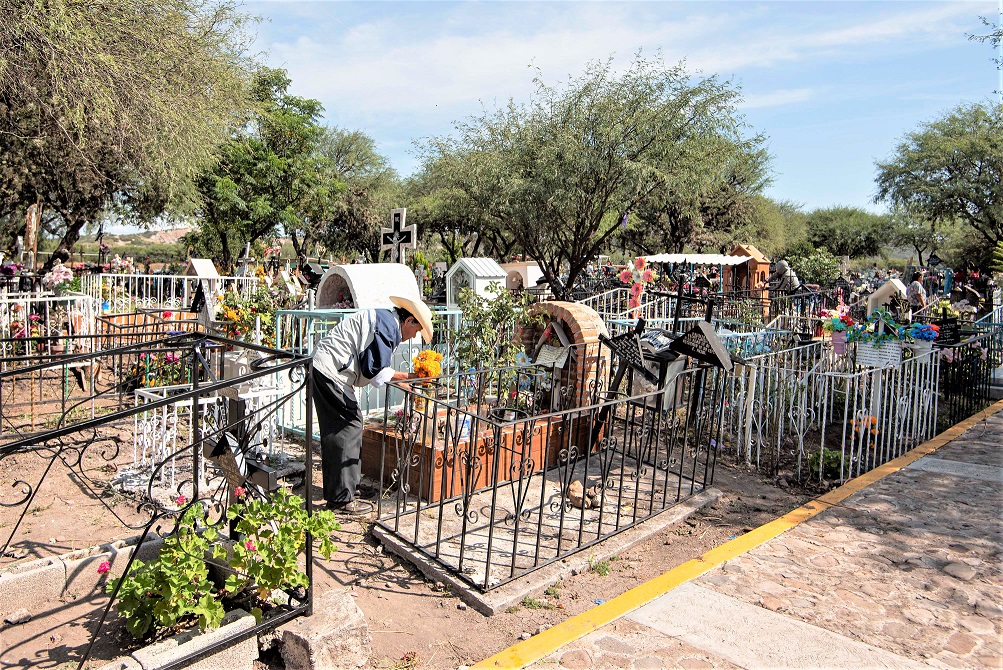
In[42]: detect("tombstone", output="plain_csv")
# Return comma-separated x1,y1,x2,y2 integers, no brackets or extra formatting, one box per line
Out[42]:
279,270,302,297
235,243,254,278
668,321,733,371
184,259,221,331
445,258,506,309
501,260,544,291
316,263,421,309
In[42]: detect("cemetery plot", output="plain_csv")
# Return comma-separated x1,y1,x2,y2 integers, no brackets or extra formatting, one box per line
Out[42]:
0,333,315,669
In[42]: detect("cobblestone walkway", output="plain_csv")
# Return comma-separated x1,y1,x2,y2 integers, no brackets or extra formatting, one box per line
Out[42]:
528,410,1003,670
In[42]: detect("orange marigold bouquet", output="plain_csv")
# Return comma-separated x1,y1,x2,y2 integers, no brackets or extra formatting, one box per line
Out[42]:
412,350,443,378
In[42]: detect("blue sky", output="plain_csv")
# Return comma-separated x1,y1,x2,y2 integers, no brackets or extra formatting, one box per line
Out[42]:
247,0,999,214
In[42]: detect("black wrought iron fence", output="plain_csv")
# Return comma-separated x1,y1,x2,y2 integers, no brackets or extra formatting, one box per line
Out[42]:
372,343,724,591
0,333,316,669
938,329,1001,432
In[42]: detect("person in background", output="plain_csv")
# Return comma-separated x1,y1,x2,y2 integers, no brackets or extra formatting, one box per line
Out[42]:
311,296,434,513
907,271,928,312
761,260,802,295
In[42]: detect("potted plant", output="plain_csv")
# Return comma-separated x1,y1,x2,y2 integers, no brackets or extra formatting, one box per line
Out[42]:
821,307,854,355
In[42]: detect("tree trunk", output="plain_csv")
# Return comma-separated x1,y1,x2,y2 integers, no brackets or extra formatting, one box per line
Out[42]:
42,214,85,272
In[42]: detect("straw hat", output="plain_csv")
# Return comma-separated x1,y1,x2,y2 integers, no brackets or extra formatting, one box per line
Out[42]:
389,295,434,344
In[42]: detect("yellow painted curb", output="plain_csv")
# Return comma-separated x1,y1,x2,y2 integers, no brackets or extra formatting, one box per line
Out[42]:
473,399,1003,669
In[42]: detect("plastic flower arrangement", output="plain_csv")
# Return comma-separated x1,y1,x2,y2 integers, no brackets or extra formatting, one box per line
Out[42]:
0,262,22,277
412,349,443,378
108,254,134,274
820,308,854,333
905,323,939,342
264,244,282,257
847,309,940,346
41,262,74,290
619,257,656,309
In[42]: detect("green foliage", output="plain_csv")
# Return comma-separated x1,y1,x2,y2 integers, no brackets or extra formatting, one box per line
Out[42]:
415,54,767,298
808,448,843,481
187,68,342,270
315,127,400,262
108,505,223,638
788,246,840,286
520,596,555,610
888,206,945,266
991,241,1003,276
0,0,256,264
804,206,892,259
875,103,1003,247
109,490,339,639
739,197,807,258
452,282,539,370
224,488,339,600
588,556,614,576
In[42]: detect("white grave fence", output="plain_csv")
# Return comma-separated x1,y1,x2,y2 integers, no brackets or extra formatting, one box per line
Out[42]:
80,273,258,311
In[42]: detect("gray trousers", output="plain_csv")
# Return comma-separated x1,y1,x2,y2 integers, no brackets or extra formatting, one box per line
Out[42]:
311,368,363,504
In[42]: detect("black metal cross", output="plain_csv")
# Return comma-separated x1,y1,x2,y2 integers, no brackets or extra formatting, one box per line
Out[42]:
381,208,417,263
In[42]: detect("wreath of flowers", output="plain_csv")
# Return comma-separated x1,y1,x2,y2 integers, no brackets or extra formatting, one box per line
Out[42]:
618,257,656,309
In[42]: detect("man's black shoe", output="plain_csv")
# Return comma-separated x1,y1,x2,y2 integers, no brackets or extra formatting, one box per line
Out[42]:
326,499,374,515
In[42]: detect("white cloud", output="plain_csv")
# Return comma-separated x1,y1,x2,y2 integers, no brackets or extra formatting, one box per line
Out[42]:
261,1,983,121
739,87,812,109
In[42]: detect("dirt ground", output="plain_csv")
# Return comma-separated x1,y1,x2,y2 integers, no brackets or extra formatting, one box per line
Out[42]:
0,405,811,670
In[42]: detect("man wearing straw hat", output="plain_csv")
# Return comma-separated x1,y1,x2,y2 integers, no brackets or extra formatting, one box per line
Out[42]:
312,295,434,513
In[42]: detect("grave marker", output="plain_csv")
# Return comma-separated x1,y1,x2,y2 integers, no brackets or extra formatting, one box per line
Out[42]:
934,317,960,346
669,321,733,371
381,208,417,263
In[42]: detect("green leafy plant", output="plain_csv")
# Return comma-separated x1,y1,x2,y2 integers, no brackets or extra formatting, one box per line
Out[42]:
788,246,840,286
589,555,615,576
109,490,339,639
452,282,540,371
808,447,844,481
222,488,339,600
109,505,222,638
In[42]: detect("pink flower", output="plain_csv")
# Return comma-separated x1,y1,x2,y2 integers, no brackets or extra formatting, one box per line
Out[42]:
234,486,246,497
630,282,643,297
29,314,41,322
175,495,186,506
633,257,646,270
628,296,641,309
97,560,111,575
641,269,653,283
244,540,257,552
162,311,173,319
619,269,632,284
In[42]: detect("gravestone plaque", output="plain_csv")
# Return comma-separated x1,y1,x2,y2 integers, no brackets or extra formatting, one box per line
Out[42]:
934,317,960,346
600,332,659,384
668,320,733,371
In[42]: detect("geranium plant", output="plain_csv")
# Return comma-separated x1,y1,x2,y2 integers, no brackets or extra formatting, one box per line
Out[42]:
109,489,338,639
